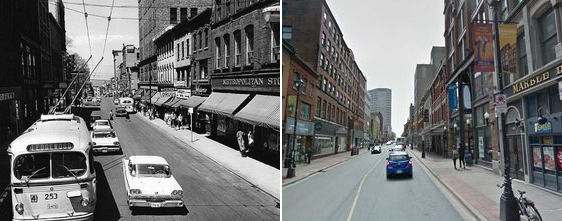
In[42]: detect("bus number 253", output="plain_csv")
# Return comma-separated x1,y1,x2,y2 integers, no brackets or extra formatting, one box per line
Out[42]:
45,193,57,200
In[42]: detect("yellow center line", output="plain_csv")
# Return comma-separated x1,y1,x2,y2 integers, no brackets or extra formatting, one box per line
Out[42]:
346,148,388,221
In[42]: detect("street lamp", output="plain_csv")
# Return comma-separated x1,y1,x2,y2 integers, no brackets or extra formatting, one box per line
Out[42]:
287,73,304,178
484,111,490,125
443,125,447,157
487,0,518,220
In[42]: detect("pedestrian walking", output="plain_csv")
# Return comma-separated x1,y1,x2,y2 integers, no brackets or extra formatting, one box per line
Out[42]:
459,143,466,169
178,113,183,130
236,130,247,157
109,109,114,121
452,144,459,169
125,111,130,121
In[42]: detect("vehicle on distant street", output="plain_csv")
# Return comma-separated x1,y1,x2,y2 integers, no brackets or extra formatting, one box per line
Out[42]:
92,119,112,131
115,107,127,117
386,151,413,178
119,97,135,113
390,145,404,152
396,137,405,146
122,156,184,209
113,98,120,105
91,129,121,154
371,145,381,154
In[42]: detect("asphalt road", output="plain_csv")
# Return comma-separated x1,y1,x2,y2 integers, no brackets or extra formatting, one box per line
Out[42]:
282,145,463,221
0,97,279,220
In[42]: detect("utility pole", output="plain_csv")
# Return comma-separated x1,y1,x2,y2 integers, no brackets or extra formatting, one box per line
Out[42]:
488,0,518,220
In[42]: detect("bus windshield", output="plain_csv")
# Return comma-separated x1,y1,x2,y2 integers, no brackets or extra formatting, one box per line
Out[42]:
14,152,87,180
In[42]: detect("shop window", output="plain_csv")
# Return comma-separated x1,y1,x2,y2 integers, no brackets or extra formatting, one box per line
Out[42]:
526,95,538,117
316,97,321,117
550,86,562,113
532,147,542,172
301,103,310,120
517,32,528,76
282,26,292,40
538,8,557,66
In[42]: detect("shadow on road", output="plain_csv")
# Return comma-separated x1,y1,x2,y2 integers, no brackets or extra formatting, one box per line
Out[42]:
93,161,121,221
386,175,414,181
130,206,189,216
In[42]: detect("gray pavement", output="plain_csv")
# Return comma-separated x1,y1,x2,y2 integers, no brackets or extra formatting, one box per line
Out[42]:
92,97,279,220
282,145,463,221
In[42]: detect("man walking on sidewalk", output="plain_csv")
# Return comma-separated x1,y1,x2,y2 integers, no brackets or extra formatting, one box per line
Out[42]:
458,143,466,169
452,144,459,169
237,129,247,157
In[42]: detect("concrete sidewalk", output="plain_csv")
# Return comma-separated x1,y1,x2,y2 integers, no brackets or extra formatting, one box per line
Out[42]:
410,148,562,221
135,112,280,200
282,148,367,186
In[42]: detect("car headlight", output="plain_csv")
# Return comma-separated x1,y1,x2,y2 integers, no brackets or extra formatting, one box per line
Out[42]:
171,190,183,196
114,141,120,145
15,202,24,214
81,198,90,206
92,142,96,146
130,189,141,195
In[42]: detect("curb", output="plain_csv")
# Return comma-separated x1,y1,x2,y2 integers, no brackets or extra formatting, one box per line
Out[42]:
282,150,367,187
410,150,488,221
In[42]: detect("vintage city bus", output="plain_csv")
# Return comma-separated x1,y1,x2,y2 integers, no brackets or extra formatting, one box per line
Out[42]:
7,114,96,220
119,97,135,113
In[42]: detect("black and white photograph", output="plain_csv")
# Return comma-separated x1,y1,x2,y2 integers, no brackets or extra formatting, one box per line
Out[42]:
0,0,280,220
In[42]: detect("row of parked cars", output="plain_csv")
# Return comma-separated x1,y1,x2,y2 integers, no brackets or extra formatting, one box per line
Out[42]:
90,118,184,208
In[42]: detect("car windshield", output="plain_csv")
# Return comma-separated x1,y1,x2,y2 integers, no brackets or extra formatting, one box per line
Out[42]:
96,121,109,126
389,155,409,161
94,131,116,138
135,164,171,177
14,152,87,180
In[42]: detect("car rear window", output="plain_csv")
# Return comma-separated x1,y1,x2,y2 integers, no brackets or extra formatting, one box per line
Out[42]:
389,155,409,161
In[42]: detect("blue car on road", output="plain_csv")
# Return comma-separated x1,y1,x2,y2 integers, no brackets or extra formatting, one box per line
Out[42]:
386,151,413,178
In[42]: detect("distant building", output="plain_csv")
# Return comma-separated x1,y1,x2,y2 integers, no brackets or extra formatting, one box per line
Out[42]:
368,88,392,133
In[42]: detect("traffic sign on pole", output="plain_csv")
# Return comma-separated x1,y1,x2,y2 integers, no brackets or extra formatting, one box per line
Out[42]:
495,94,507,113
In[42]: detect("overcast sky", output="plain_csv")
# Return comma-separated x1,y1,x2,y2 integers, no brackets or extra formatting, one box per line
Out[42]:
64,0,139,81
326,0,445,136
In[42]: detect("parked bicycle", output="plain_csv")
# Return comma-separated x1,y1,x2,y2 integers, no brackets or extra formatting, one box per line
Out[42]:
497,181,543,221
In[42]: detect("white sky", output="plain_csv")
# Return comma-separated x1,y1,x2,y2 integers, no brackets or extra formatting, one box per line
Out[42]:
63,0,139,81
326,0,445,136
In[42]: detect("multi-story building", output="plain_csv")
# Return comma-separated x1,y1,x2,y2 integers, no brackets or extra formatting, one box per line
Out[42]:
0,0,67,144
282,40,318,162
368,88,392,134
283,0,367,155
112,49,122,89
429,63,448,157
196,0,280,166
120,45,140,93
137,0,212,102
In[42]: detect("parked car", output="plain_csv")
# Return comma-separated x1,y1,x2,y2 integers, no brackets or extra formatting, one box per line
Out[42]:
386,151,413,178
91,129,121,153
115,107,127,117
92,119,112,131
122,156,184,208
371,145,381,154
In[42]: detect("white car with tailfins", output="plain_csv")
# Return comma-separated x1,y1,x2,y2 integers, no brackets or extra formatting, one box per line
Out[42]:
122,156,184,208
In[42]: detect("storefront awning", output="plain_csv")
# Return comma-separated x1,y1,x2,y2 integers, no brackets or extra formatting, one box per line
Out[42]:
163,97,182,108
171,98,187,108
154,96,173,106
233,95,279,129
198,92,249,116
150,93,162,104
179,96,207,108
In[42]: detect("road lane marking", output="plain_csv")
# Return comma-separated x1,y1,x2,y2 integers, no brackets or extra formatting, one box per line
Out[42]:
346,149,388,221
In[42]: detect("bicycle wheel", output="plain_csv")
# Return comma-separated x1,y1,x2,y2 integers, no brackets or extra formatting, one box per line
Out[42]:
525,204,543,221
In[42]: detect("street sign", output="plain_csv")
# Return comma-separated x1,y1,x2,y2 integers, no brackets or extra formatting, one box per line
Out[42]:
495,94,507,113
